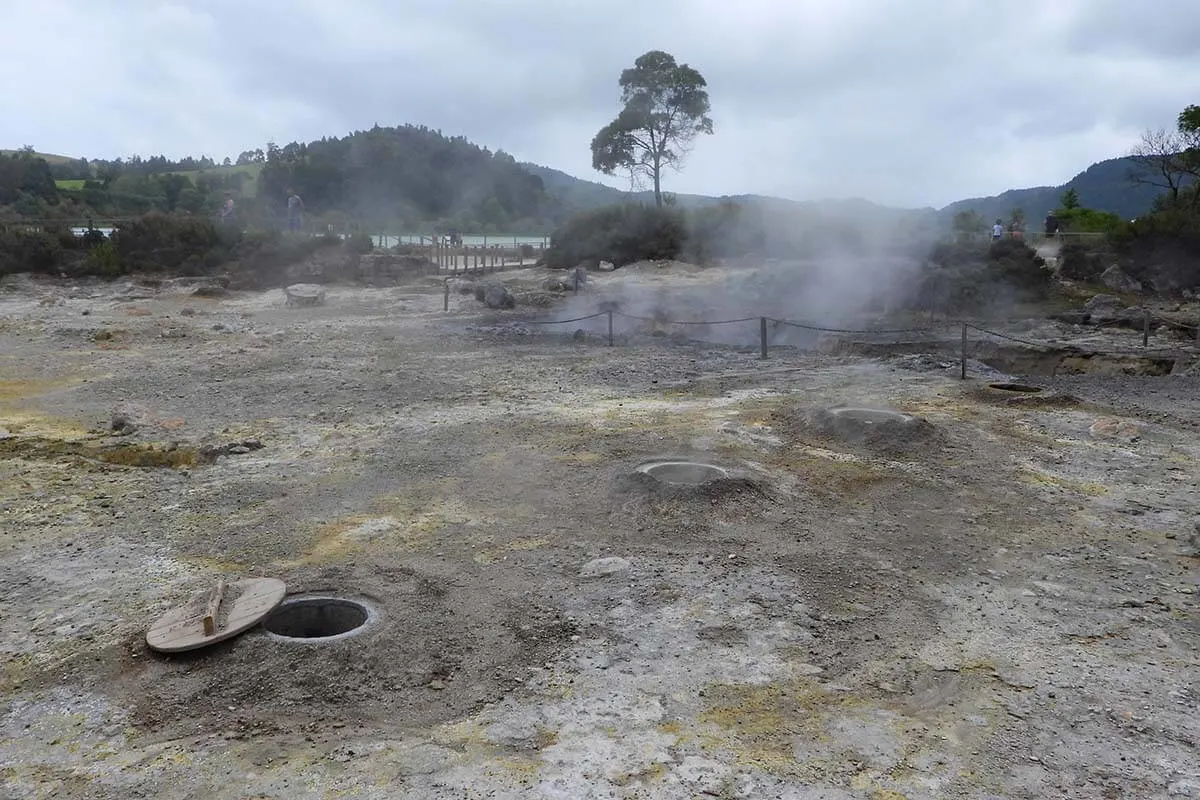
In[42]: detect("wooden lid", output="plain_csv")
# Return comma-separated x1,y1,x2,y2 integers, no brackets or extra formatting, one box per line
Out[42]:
146,577,286,654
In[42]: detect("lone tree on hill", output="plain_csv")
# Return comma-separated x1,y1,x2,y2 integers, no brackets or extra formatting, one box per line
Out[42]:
590,50,714,207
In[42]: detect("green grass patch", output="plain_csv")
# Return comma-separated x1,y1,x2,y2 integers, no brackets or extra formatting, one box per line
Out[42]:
0,149,78,165
55,179,87,190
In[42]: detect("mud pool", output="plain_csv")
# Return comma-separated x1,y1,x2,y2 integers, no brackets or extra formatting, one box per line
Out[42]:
0,273,1197,799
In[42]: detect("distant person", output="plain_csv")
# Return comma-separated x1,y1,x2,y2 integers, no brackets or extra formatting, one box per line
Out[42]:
1009,219,1024,240
1044,212,1060,238
992,219,1004,241
219,193,236,225
286,189,304,232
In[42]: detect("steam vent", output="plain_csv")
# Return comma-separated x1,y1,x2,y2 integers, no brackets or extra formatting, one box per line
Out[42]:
634,459,730,486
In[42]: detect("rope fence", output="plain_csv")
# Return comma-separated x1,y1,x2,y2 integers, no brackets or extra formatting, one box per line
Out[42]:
457,301,1200,379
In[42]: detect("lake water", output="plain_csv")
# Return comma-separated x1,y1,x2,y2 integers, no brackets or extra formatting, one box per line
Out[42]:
65,228,549,249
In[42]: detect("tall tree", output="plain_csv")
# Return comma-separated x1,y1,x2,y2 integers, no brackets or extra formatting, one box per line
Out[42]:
590,50,713,207
1129,105,1200,209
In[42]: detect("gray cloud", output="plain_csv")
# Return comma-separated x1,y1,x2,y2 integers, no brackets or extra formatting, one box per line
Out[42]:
2,0,1197,207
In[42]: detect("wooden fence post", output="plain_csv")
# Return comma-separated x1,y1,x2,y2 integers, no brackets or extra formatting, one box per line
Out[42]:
759,317,769,359
960,323,968,379
1142,309,1150,347
607,310,614,347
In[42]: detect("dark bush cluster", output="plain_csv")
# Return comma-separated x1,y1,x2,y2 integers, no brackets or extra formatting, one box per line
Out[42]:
985,238,1051,292
543,204,685,269
914,238,1052,315
0,213,350,283
1057,242,1107,282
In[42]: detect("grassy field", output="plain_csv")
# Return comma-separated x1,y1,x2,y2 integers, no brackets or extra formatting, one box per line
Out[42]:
1,149,79,165
168,163,263,196
55,179,87,190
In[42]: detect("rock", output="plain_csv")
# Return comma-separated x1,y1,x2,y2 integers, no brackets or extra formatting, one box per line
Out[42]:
191,284,228,298
110,402,154,435
284,284,326,307
541,277,569,292
447,278,475,295
580,557,631,578
1100,264,1143,293
1089,417,1141,441
482,283,515,310
1083,293,1124,312
598,260,616,272
1051,311,1090,325
1082,293,1142,327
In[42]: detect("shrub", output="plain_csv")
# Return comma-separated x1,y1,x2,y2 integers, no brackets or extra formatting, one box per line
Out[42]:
544,204,685,269
1057,242,1106,281
86,240,122,276
0,228,64,275
111,213,227,272
984,239,1051,293
345,230,374,254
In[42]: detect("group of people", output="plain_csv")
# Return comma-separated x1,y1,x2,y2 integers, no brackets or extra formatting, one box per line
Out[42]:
215,189,306,231
989,212,1062,241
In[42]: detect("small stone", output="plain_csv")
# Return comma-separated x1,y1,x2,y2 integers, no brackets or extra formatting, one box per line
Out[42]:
579,557,631,578
428,679,445,691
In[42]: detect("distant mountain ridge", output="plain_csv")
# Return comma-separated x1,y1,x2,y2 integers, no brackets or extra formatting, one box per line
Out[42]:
8,140,1162,227
523,155,1161,226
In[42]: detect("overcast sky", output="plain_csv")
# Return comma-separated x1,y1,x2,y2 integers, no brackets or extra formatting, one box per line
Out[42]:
3,0,1198,208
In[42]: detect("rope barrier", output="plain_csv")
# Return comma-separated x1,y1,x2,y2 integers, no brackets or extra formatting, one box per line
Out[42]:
524,311,609,325
613,310,759,325
1149,311,1200,332
499,305,1200,370
771,318,948,335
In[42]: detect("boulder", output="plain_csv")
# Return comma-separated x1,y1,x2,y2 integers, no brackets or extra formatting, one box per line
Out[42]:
447,278,475,295
597,260,616,272
482,283,515,310
1100,264,1143,294
1082,293,1134,326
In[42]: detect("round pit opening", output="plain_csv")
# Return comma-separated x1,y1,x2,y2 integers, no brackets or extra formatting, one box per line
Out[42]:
988,382,1043,394
636,460,729,486
263,597,374,642
829,407,914,425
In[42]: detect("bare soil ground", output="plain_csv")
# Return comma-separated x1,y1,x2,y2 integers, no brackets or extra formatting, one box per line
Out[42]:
0,268,1197,799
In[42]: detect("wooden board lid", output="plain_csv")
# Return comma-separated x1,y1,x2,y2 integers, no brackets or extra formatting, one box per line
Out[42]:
146,577,287,654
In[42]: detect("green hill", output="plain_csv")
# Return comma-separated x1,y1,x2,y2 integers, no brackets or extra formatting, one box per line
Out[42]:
937,156,1164,226
3,134,1176,231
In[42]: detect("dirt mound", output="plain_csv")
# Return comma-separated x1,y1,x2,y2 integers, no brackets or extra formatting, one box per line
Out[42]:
110,564,575,737
770,404,943,457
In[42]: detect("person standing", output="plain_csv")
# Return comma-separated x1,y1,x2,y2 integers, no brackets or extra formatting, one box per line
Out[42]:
1044,211,1060,239
992,219,1004,241
286,189,305,232
219,192,236,225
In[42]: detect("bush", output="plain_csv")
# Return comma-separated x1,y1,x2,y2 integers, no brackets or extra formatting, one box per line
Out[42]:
86,240,122,276
984,239,1051,293
0,228,64,275
345,230,374,254
1057,242,1106,281
111,212,228,273
544,204,685,269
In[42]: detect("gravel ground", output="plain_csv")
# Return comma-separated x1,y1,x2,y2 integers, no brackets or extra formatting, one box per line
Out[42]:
0,270,1197,799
